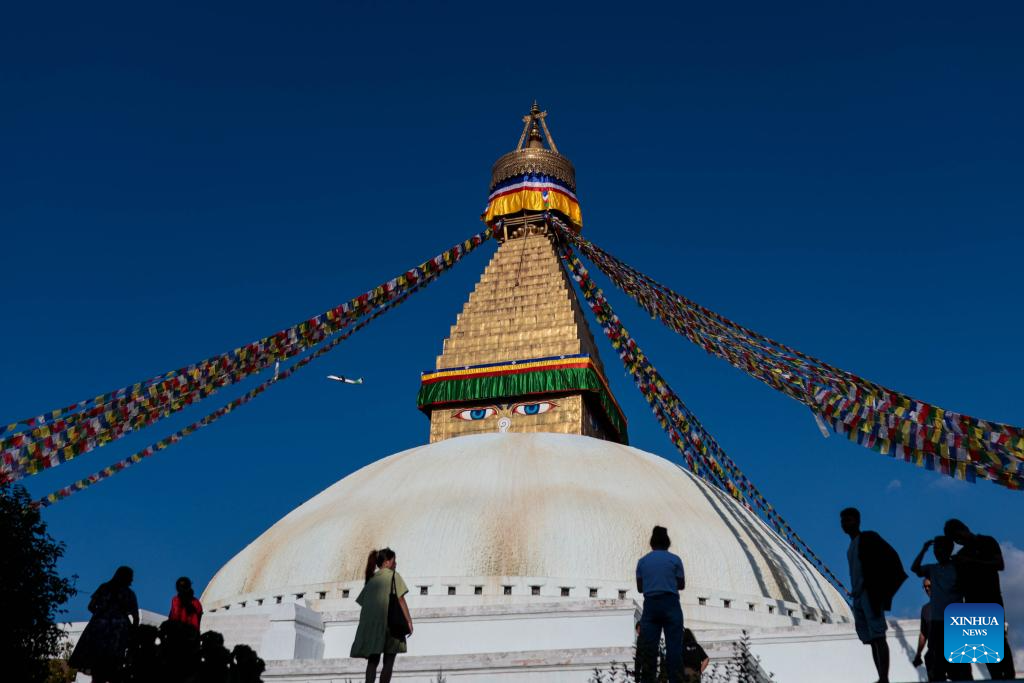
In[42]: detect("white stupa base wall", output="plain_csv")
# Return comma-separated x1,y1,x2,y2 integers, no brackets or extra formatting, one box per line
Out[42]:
323,600,637,658
201,600,994,682
65,601,996,682
263,625,993,683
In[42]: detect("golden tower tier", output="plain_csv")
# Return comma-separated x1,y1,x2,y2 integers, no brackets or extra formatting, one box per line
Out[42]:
418,105,626,444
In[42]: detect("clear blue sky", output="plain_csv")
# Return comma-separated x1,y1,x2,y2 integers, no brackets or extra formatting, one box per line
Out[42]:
2,2,1022,624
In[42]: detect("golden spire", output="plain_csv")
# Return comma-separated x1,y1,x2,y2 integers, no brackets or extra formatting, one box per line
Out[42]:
527,119,544,148
418,105,622,443
493,102,575,192
515,101,560,153
421,232,625,444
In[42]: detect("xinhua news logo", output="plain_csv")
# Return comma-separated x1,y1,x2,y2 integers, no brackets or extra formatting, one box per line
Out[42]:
944,603,1005,664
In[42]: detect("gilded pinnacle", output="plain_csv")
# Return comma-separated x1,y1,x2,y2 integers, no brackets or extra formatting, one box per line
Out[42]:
495,105,576,191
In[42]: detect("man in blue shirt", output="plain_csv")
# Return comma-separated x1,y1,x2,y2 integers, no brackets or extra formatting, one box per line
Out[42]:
636,525,686,683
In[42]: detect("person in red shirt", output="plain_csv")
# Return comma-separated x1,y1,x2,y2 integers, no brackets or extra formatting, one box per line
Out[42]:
169,576,203,631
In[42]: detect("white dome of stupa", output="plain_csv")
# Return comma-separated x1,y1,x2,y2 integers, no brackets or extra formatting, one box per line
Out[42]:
202,432,851,623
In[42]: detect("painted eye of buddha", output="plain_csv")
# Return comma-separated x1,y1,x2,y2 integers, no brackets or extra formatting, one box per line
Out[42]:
453,407,497,421
512,401,556,416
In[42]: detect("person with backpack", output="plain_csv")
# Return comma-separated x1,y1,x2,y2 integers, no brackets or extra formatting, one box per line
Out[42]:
840,508,907,683
350,548,413,683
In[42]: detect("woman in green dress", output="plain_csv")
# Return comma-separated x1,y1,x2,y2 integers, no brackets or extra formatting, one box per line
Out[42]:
350,548,413,683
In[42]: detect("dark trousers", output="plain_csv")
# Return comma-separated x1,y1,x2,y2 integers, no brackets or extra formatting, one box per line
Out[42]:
638,593,683,683
965,595,1015,680
984,632,1015,680
926,620,973,681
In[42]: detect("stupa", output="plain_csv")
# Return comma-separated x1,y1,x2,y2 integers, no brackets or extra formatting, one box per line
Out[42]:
193,106,926,682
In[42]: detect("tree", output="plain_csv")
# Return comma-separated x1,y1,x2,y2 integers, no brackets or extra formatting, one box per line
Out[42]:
0,482,77,683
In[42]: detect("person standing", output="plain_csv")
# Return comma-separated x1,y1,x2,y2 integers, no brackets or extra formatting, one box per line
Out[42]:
945,519,1015,680
632,622,648,682
168,576,203,631
840,508,907,683
682,628,709,682
911,537,971,681
69,566,140,683
350,548,413,683
636,525,685,683
911,578,932,676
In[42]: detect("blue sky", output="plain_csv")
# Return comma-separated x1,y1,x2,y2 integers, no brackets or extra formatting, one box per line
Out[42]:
2,1,1022,625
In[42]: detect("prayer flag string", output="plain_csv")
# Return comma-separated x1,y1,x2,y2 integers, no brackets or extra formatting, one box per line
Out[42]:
558,243,849,599
550,217,1023,491
34,263,446,507
3,228,493,483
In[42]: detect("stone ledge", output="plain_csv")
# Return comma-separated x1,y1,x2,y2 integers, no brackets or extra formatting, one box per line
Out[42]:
322,598,636,623
264,646,637,678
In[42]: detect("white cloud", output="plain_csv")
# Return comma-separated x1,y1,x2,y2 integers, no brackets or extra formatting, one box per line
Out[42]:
886,479,902,492
929,475,963,491
999,542,1024,671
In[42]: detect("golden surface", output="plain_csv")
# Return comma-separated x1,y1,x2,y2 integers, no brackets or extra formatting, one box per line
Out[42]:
429,394,585,442
428,233,618,443
490,147,576,191
494,102,574,190
434,234,602,369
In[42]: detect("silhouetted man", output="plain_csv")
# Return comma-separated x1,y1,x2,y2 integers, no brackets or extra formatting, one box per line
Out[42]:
911,578,932,677
945,519,1015,680
912,536,972,681
841,507,907,683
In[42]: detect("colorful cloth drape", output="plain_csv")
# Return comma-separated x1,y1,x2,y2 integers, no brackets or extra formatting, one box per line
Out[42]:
417,354,628,442
483,173,582,227
558,243,849,597
551,217,1023,491
35,275,434,507
3,228,493,484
